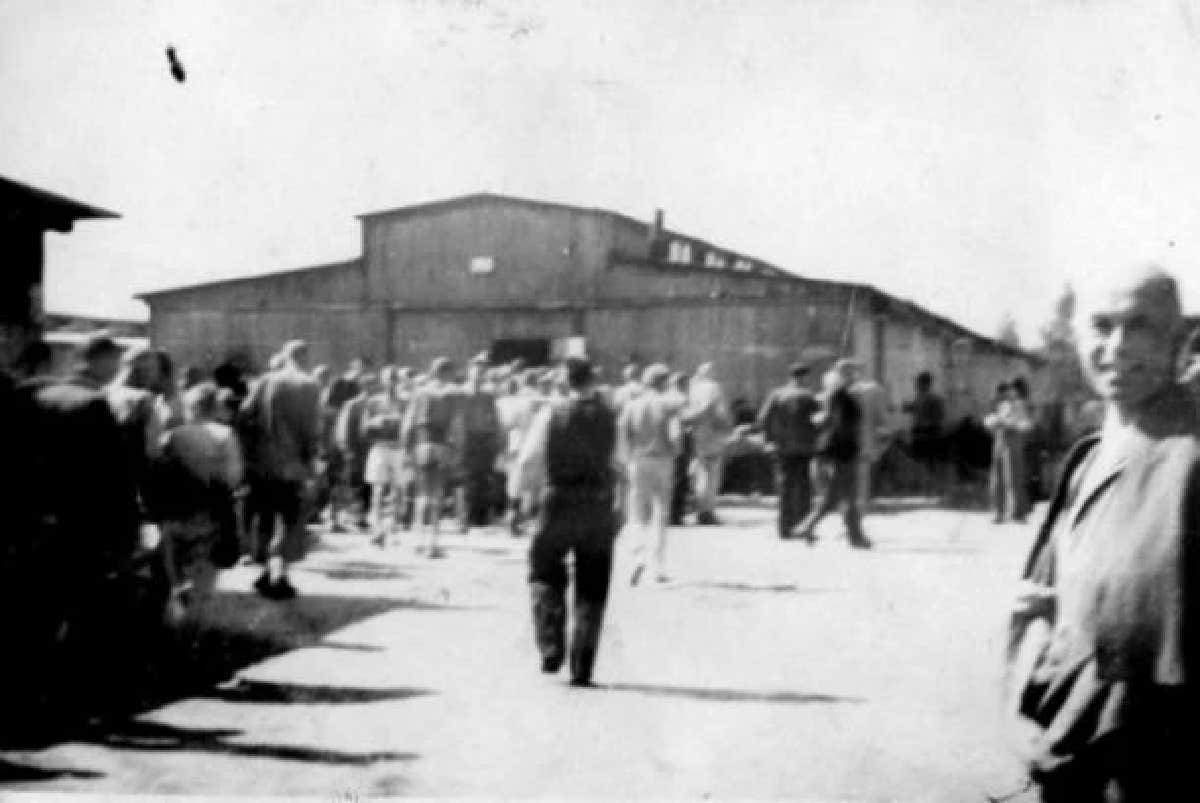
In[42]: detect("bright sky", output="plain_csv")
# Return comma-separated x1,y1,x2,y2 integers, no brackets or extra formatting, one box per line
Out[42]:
5,0,1200,343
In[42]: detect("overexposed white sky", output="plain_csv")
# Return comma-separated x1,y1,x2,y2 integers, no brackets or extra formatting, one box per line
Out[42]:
4,0,1200,342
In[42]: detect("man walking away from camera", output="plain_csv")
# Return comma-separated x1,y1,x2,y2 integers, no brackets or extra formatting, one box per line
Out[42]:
516,357,619,687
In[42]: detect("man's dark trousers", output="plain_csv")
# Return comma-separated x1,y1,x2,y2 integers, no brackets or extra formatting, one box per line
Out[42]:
529,486,617,684
775,453,813,538
670,432,693,524
798,457,864,542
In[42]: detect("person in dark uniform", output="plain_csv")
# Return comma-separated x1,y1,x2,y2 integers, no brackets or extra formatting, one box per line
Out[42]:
756,362,819,539
791,361,871,548
515,357,619,687
457,352,502,530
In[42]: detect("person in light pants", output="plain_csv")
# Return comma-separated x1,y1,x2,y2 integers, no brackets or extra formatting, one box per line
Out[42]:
618,363,682,585
685,362,732,525
844,359,889,512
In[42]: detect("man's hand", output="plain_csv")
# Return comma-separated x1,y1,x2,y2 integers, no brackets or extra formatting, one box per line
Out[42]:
139,522,162,552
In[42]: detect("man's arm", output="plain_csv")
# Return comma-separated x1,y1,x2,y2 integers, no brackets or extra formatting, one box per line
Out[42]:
514,404,552,493
755,391,776,439
298,381,323,464
222,430,245,489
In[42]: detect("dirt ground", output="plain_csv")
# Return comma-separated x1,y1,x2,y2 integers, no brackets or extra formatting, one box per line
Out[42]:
0,500,1040,802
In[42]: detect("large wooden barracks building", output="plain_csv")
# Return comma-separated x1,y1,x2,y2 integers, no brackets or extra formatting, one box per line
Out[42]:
141,193,1040,415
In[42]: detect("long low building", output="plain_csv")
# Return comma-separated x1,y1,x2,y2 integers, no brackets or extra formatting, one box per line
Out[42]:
139,192,1041,419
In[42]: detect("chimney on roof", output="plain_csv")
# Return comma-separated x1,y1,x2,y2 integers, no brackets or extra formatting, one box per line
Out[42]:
648,209,665,261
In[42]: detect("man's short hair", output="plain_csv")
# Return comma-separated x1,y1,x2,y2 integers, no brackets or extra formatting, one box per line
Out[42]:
80,332,120,361
916,371,933,387
564,357,593,390
184,381,220,420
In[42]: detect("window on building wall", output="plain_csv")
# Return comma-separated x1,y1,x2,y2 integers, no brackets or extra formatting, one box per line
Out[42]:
668,241,693,264
469,256,494,275
733,258,754,272
705,251,727,269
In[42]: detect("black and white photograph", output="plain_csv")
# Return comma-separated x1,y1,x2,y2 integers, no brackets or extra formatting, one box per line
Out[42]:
4,1,1200,800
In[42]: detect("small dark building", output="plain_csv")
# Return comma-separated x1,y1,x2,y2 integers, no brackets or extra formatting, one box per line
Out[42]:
1,175,119,361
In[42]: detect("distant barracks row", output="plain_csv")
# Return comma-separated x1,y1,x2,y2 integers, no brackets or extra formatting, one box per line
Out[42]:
141,193,1041,414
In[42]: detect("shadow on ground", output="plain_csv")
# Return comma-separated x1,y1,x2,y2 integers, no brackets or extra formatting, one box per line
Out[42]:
86,720,418,766
599,683,865,705
0,758,103,783
302,560,413,581
673,581,847,594
872,542,982,556
0,589,470,752
202,678,433,704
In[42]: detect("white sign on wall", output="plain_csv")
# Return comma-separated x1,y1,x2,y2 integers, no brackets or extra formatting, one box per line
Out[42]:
469,256,494,275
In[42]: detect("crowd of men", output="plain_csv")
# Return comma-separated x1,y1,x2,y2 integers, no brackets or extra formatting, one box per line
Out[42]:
7,263,1200,799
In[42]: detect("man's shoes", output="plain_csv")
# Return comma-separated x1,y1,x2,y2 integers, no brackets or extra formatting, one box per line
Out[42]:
541,655,563,674
696,511,720,526
668,516,685,527
273,577,299,598
790,527,816,545
629,564,645,587
848,537,873,550
654,573,671,584
427,545,446,559
254,573,298,600
568,676,594,688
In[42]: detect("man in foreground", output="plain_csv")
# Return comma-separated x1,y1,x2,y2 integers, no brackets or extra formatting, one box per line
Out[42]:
516,357,619,687
1005,266,1199,801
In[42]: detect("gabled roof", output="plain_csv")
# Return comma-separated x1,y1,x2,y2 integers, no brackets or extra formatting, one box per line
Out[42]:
136,258,360,300
146,191,1040,362
1,174,119,232
357,191,792,279
356,191,649,229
